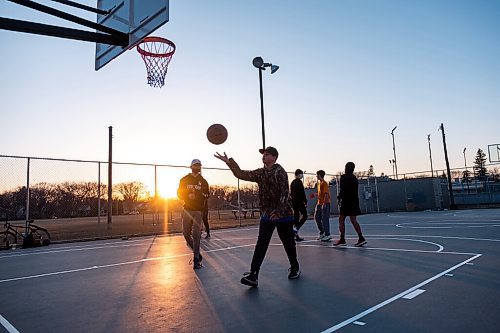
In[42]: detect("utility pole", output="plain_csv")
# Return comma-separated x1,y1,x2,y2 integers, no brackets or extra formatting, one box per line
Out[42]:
439,123,456,209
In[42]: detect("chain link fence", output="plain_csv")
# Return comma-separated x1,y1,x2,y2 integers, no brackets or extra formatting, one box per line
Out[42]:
1,155,499,242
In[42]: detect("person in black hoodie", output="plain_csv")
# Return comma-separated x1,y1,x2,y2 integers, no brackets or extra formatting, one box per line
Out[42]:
177,159,210,269
290,169,308,241
333,162,366,247
215,146,300,287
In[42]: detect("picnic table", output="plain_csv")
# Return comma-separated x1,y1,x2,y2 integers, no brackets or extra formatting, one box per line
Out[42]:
231,209,260,219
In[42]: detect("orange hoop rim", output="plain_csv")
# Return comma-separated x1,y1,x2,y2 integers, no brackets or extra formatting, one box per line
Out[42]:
136,36,176,58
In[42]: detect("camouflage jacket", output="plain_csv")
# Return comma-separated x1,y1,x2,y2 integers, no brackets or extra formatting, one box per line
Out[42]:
226,159,293,221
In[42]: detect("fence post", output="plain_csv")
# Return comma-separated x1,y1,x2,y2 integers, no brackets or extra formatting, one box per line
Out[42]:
107,126,113,225
98,161,101,224
375,176,380,213
26,157,30,221
237,178,241,227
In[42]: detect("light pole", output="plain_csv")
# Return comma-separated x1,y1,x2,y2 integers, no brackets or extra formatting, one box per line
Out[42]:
463,147,467,171
463,147,470,193
389,159,395,179
390,126,398,179
428,134,434,177
253,56,279,150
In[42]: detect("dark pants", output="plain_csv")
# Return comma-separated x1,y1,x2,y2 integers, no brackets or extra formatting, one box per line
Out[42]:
250,220,299,274
292,204,308,230
202,207,209,234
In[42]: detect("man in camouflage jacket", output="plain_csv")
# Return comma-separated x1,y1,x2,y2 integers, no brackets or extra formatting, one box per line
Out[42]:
215,146,300,287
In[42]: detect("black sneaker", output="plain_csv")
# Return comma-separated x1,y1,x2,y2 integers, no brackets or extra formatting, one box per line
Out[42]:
193,254,203,269
240,271,258,287
354,238,367,247
288,268,301,279
333,239,347,246
295,234,304,242
205,234,211,239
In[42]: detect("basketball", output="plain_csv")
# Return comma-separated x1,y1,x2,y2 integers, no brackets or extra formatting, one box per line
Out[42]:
207,124,228,145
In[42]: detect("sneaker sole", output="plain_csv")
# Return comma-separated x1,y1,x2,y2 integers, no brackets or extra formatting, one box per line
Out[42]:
354,241,367,247
240,278,258,287
288,271,301,279
334,243,347,247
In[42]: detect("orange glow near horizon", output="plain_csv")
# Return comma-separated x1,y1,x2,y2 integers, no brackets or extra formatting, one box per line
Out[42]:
157,178,179,200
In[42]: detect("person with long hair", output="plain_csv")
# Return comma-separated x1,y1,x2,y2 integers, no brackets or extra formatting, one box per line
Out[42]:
334,162,366,247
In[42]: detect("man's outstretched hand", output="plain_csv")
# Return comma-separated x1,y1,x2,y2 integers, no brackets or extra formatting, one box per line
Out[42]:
214,152,230,163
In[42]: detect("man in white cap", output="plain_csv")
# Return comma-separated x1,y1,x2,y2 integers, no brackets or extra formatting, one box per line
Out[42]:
177,159,210,269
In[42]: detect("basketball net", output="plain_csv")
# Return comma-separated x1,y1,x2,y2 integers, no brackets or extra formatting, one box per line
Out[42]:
136,37,176,88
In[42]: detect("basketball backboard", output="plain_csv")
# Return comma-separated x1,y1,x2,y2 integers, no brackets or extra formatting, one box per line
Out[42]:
95,0,169,70
487,144,500,163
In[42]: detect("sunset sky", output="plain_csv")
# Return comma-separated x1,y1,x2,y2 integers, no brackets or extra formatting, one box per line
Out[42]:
1,0,499,198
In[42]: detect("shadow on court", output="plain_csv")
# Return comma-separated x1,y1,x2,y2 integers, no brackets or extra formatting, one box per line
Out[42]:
0,209,499,332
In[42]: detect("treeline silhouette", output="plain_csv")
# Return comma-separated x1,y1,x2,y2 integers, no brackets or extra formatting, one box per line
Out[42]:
0,181,260,220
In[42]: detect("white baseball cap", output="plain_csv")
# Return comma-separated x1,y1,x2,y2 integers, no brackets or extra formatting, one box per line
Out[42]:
191,159,202,166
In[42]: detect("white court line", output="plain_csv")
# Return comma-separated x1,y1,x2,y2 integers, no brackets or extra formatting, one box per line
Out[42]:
320,253,482,333
296,243,479,256
0,314,20,333
360,237,445,252
0,230,259,259
0,241,161,259
402,289,425,299
0,237,259,259
296,236,446,253
0,244,255,284
396,221,500,229
361,234,500,243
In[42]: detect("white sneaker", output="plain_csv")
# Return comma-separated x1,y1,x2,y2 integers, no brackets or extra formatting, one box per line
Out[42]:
317,233,325,240
321,235,332,242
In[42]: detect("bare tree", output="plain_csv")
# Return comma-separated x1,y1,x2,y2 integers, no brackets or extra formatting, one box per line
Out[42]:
114,181,150,203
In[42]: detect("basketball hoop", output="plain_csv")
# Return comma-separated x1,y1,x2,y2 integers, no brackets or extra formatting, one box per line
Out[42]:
136,37,176,88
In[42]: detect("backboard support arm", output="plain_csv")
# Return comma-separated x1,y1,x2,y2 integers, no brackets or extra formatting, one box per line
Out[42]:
0,18,127,46
50,0,110,16
4,0,128,46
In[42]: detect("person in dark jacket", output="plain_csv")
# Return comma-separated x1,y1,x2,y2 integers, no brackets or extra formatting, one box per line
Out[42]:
334,162,366,247
215,146,300,287
177,159,210,269
290,169,308,241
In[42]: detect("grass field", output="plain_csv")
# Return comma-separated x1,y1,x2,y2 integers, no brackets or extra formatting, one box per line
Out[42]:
3,210,263,245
